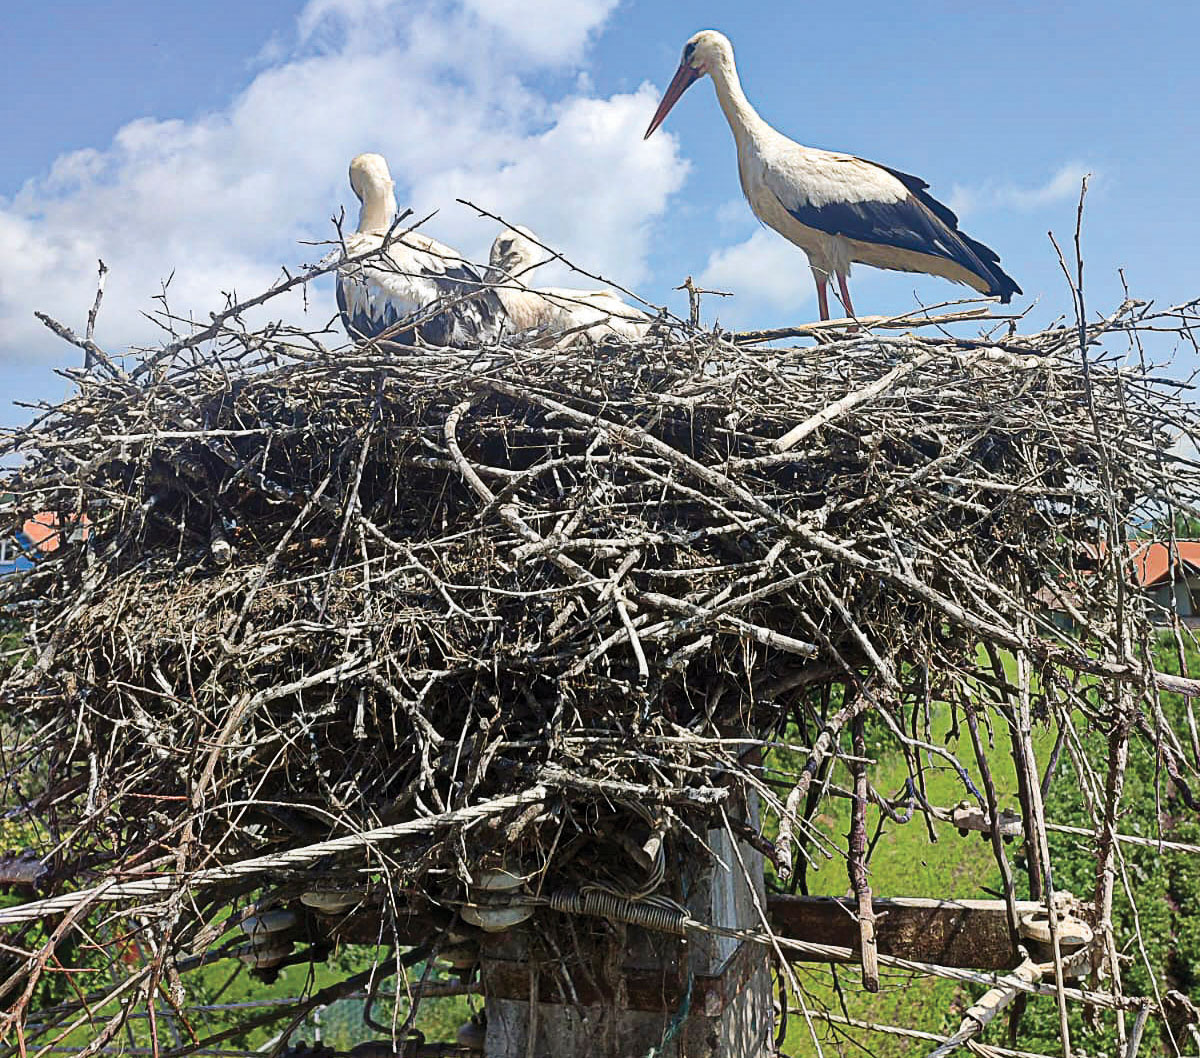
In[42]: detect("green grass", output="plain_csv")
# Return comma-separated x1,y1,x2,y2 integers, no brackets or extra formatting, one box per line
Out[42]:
28,938,476,1053
773,634,1200,1056
771,698,1054,1057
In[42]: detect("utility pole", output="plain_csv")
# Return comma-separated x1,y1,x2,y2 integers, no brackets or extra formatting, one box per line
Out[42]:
481,822,773,1057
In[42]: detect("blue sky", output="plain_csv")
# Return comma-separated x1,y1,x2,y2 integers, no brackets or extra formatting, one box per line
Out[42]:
2,0,1197,428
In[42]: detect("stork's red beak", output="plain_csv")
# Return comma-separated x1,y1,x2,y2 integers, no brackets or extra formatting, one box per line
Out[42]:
644,62,700,139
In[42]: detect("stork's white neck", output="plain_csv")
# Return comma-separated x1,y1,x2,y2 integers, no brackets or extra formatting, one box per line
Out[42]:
356,180,396,234
707,49,767,148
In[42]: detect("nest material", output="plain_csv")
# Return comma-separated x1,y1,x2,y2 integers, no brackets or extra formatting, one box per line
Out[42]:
0,312,1188,862
3,296,1200,1047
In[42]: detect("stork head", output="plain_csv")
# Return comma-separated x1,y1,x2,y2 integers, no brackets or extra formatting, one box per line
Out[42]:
348,153,397,233
489,226,550,277
348,153,394,202
644,30,733,139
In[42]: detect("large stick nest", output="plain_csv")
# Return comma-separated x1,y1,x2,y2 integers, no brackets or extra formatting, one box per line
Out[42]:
3,294,1200,1048
4,306,1196,869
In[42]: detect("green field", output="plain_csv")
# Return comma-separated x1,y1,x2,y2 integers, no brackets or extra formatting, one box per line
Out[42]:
772,639,1200,1057
770,702,1043,1057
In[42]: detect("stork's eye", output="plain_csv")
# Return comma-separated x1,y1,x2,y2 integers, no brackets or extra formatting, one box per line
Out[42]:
500,240,513,252
683,42,696,63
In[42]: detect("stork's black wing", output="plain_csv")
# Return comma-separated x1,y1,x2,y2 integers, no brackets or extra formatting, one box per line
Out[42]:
336,243,508,346
763,151,1021,302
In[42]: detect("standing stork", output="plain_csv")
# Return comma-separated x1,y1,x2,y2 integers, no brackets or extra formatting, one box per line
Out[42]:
487,226,651,343
644,31,1021,321
334,153,505,346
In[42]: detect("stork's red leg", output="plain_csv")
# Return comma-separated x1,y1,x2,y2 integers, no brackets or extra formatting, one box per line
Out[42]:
814,274,830,321
836,272,856,319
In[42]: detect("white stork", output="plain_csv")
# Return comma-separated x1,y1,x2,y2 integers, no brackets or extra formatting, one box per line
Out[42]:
644,31,1021,321
334,153,505,346
487,226,652,344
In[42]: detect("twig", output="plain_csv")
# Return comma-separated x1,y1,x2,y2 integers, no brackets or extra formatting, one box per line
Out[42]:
848,712,879,992
84,259,109,368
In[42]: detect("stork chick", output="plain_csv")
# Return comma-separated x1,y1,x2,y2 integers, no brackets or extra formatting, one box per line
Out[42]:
645,31,1021,321
335,153,505,346
487,226,651,344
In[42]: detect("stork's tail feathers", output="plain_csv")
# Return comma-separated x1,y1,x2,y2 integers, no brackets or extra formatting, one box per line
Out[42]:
958,230,1022,303
879,163,1022,304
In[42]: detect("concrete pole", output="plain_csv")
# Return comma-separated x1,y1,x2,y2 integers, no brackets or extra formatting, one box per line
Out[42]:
481,817,773,1058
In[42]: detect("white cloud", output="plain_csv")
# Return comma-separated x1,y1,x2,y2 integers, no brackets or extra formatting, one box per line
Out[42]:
697,228,814,326
0,0,683,374
429,84,686,287
1171,431,1200,467
713,197,757,240
460,0,621,64
294,0,618,63
949,163,1093,220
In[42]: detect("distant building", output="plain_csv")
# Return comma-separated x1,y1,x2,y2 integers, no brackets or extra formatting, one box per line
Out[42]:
1040,540,1200,628
0,506,90,577
20,511,88,554
1127,540,1200,621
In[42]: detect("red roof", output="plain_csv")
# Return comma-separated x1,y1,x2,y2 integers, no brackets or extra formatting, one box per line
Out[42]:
20,512,89,554
1121,540,1200,588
